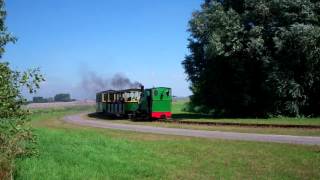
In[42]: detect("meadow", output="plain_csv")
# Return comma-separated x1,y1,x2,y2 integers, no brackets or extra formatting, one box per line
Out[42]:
14,103,320,179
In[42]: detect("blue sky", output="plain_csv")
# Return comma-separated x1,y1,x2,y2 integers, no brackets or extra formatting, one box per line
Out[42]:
4,0,202,99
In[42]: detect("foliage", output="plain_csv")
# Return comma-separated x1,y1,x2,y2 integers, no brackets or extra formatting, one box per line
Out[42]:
32,97,45,103
183,0,320,117
54,93,71,102
32,96,54,103
0,0,44,179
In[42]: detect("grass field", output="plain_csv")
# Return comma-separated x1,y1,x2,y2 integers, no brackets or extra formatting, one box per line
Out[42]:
29,105,95,121
14,104,320,179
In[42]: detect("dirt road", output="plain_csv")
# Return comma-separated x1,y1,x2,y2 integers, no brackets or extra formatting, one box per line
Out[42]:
64,113,320,145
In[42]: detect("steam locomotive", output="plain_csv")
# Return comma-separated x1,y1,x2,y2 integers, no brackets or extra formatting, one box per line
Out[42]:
96,86,172,119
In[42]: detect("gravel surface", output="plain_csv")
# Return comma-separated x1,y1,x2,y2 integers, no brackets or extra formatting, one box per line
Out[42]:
64,113,320,145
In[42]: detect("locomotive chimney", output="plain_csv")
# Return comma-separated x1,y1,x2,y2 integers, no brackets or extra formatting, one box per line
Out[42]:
140,85,144,91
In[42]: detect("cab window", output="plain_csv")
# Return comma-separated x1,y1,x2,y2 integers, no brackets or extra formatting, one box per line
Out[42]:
166,90,171,96
154,90,158,96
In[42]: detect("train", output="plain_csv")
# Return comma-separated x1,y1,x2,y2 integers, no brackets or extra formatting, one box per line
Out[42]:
96,86,172,119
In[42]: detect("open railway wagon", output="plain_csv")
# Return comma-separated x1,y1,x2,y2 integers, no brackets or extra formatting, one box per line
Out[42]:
96,87,172,119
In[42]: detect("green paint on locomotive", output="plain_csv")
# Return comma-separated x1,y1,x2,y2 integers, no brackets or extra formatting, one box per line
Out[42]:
139,88,172,111
150,87,172,112
139,87,172,118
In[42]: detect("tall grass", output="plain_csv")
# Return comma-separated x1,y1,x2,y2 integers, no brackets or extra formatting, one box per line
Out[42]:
1,105,94,180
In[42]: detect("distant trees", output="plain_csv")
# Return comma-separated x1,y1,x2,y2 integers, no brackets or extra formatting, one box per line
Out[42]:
32,94,74,103
183,0,320,117
47,97,54,102
32,97,54,103
32,96,46,103
54,93,71,102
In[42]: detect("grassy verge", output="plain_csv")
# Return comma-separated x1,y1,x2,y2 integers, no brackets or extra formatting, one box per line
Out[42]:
176,117,320,126
172,101,320,126
15,107,320,179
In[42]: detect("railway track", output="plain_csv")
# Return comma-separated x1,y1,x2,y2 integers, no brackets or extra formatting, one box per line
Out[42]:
159,120,320,129
89,112,320,129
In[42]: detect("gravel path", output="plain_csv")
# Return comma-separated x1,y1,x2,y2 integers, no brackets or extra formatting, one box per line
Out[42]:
64,113,320,145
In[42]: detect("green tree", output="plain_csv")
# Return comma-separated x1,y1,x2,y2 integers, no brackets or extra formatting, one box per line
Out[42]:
0,1,44,179
54,93,71,102
183,0,320,117
33,96,46,103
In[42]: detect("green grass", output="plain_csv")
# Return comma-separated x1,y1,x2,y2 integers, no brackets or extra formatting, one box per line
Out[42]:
14,106,320,179
172,100,320,126
28,105,95,122
172,99,188,114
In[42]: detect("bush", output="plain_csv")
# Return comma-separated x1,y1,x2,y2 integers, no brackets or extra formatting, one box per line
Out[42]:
0,1,44,179
0,63,43,179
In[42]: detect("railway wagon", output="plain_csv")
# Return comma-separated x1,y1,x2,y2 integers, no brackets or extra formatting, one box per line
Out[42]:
96,89,141,116
96,87,172,119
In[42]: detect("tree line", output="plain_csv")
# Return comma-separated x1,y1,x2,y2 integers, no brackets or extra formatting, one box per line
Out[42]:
183,0,320,117
32,93,73,103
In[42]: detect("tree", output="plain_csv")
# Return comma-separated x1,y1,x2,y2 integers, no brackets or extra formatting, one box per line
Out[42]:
54,93,71,102
33,96,46,103
0,1,44,179
183,0,320,117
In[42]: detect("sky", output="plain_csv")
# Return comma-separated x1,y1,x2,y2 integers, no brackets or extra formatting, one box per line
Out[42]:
3,0,202,99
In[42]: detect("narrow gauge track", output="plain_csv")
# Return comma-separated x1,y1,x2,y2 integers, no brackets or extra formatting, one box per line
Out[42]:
64,113,320,145
159,120,320,129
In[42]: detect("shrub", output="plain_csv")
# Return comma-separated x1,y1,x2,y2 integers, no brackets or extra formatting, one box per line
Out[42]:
0,1,44,179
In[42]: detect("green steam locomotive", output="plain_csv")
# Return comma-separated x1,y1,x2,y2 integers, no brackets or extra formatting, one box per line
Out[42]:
96,87,172,119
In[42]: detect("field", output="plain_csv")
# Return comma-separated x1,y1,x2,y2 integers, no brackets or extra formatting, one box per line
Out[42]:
14,102,320,179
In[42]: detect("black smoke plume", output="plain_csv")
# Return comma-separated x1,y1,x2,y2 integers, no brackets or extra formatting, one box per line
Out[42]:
80,71,142,98
111,74,142,90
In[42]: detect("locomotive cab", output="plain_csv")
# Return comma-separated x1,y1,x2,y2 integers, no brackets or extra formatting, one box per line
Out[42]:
139,87,172,119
